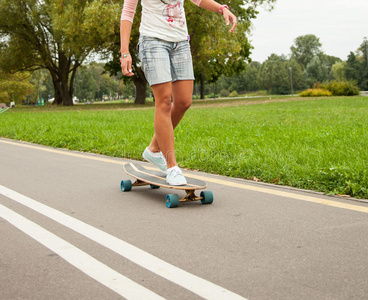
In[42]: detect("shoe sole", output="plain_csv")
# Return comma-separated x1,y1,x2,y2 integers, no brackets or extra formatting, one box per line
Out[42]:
166,182,187,186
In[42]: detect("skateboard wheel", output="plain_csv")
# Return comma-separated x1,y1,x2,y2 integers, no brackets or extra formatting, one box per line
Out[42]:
150,184,160,189
121,180,132,192
200,191,213,204
166,194,180,208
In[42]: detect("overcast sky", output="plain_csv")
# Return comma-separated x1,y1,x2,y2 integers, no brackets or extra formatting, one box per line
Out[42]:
249,0,368,62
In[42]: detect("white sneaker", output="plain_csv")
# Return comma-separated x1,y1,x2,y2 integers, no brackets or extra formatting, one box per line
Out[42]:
166,166,187,186
142,148,167,172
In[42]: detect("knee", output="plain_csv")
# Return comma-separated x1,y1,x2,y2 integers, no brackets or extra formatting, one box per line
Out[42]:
176,98,192,112
156,95,172,114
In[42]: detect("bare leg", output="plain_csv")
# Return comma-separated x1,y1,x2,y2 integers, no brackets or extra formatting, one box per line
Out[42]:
148,80,193,169
171,80,193,128
150,82,176,168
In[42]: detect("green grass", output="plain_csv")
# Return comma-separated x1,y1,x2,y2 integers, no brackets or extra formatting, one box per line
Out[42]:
1,96,367,198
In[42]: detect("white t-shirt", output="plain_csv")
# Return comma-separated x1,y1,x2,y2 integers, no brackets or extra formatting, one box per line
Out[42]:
121,0,202,42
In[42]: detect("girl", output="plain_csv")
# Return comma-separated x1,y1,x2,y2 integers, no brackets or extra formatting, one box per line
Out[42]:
120,0,237,185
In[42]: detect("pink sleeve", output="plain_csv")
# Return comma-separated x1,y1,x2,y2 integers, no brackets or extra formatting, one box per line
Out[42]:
190,0,202,6
120,0,138,23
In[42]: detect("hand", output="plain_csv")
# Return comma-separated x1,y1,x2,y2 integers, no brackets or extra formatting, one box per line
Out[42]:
120,53,134,76
223,9,237,33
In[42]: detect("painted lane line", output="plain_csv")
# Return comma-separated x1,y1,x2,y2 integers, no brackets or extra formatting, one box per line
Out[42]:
0,204,165,300
1,138,368,215
0,185,247,300
186,173,368,214
0,139,123,165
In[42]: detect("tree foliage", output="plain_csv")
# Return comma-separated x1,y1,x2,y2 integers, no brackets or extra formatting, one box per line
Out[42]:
229,61,261,93
345,40,368,90
0,0,120,105
73,63,130,102
331,61,347,81
290,34,323,70
344,52,367,89
0,71,34,104
256,54,284,94
304,55,329,87
205,35,368,96
185,0,277,98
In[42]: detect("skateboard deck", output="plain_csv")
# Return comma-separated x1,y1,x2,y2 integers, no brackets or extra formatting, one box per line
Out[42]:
121,163,213,208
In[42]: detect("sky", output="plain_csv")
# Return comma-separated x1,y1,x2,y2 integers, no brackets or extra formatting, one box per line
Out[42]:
249,0,368,62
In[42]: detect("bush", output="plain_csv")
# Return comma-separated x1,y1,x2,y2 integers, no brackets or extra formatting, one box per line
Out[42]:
319,80,360,96
229,91,238,97
299,88,332,97
220,89,230,97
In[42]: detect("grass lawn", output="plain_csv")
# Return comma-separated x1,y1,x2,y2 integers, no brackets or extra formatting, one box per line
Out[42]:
1,96,367,198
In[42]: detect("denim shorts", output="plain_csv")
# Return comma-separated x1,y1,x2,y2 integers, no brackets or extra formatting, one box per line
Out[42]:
138,36,195,86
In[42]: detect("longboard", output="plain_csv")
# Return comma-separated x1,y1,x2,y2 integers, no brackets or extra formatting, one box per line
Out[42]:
121,163,213,208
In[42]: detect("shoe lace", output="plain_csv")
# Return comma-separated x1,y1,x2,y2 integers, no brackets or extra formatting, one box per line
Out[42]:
170,167,182,177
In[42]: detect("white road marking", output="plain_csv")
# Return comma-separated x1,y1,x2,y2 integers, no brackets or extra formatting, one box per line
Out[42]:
0,185,247,300
0,203,165,300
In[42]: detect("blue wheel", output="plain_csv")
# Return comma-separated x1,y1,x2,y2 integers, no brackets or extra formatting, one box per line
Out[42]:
200,191,213,204
121,180,132,192
150,184,160,189
166,194,180,208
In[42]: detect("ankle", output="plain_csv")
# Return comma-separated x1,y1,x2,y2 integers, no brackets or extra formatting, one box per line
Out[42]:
147,146,161,153
167,163,178,170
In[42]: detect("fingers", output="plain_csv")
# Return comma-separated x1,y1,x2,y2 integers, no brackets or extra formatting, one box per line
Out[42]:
229,15,237,33
120,54,134,76
224,11,237,33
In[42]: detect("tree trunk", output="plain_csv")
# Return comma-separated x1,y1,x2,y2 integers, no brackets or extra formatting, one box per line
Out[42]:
132,71,147,104
47,52,80,106
53,79,62,105
200,73,205,99
59,75,73,106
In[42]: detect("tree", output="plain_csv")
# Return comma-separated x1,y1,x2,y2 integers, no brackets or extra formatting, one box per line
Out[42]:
187,2,247,97
331,61,347,81
0,71,34,104
241,61,262,92
219,61,261,93
356,39,368,89
187,0,277,98
304,55,329,87
257,54,305,94
74,66,98,102
322,55,341,80
257,54,290,94
0,0,120,105
343,38,368,91
290,34,323,70
100,73,119,100
287,59,305,91
345,52,362,85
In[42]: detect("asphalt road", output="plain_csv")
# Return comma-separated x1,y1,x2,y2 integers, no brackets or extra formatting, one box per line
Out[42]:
1,138,368,300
